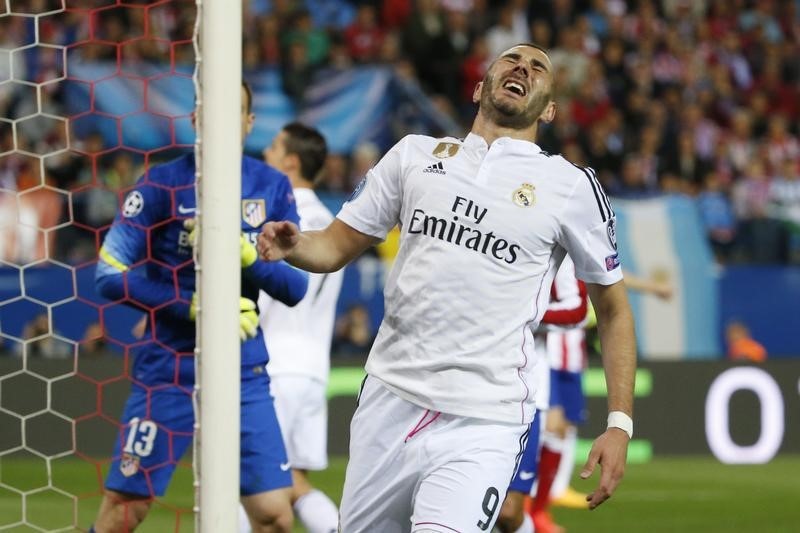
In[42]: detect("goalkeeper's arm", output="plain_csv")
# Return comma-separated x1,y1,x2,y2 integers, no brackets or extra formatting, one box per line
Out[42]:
241,234,308,306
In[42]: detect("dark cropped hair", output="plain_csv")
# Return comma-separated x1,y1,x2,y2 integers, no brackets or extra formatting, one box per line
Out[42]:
282,122,328,183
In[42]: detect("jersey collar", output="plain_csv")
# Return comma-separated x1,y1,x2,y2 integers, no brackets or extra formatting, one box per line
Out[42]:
464,132,543,154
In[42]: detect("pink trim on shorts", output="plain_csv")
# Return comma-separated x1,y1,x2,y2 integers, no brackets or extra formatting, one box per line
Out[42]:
413,522,461,532
404,409,441,443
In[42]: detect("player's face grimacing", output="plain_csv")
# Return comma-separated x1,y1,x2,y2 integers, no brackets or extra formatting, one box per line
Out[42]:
474,45,555,130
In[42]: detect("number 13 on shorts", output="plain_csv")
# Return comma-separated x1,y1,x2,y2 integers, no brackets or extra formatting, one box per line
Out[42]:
123,417,158,457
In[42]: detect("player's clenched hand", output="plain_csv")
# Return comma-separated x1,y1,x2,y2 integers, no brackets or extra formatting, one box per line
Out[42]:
579,428,629,510
257,221,300,261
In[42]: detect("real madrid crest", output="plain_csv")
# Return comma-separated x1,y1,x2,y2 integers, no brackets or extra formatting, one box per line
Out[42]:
512,183,536,207
432,142,460,159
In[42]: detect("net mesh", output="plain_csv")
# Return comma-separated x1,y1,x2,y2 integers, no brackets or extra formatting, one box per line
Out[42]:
0,1,196,530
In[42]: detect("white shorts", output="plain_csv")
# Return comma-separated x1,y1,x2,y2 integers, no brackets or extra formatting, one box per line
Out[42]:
270,374,328,470
340,377,529,533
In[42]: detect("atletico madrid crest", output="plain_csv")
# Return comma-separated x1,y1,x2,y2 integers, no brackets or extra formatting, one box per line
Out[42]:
242,199,266,227
120,453,140,477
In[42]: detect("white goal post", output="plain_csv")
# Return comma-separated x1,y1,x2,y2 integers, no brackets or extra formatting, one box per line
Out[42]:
194,0,243,531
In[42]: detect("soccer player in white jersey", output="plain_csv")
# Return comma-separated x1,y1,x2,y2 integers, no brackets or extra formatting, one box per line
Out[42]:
257,43,636,532
238,122,344,533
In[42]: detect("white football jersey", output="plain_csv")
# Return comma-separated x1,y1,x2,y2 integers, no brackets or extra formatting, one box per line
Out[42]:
261,188,344,383
337,133,622,424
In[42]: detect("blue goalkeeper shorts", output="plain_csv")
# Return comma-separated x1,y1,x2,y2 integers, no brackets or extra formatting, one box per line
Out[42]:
508,410,541,493
549,369,587,424
105,370,292,497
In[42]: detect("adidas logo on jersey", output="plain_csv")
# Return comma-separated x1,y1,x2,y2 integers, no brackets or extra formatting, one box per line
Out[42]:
423,162,446,174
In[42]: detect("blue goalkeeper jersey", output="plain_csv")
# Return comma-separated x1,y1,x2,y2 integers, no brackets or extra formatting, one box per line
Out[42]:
96,152,308,387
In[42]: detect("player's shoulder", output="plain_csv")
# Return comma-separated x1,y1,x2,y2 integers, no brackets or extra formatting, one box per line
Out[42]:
141,152,195,187
542,151,596,182
399,133,463,150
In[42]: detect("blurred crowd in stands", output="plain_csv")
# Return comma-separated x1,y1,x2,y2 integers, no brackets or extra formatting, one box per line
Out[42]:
0,0,799,266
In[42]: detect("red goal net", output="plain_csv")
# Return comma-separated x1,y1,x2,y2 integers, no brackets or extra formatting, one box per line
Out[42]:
0,1,197,530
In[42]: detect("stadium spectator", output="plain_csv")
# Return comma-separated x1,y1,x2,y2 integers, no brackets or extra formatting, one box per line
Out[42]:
90,83,308,533
485,1,530,60
257,43,636,531
332,304,374,356
238,122,344,533
344,4,385,63
662,129,710,193
697,171,738,262
726,320,767,363
767,158,800,262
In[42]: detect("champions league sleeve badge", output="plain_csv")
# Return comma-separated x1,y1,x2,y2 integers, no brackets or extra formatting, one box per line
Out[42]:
349,175,367,202
512,183,536,207
122,190,144,218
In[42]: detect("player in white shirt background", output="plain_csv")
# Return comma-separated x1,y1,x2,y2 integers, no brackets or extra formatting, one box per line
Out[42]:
257,43,636,532
238,122,344,533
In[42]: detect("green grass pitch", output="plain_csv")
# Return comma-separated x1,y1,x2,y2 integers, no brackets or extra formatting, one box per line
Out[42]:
0,455,797,532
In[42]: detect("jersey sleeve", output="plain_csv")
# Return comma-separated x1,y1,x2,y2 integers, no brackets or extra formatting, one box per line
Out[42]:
336,137,406,240
243,260,308,306
558,166,623,286
96,178,193,318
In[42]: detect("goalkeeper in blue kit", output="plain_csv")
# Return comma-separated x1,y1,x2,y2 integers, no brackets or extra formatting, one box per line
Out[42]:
91,84,307,533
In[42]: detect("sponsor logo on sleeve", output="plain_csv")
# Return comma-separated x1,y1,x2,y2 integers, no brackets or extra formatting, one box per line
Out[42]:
605,253,620,271
122,190,144,218
607,218,617,250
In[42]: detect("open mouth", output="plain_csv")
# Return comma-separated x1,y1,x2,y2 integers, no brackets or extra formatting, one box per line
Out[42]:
502,79,527,97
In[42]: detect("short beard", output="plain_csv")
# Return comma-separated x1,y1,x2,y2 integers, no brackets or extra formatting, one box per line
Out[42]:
480,73,550,130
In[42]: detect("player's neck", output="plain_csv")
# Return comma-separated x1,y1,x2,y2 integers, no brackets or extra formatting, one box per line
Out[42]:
288,174,313,190
470,112,540,146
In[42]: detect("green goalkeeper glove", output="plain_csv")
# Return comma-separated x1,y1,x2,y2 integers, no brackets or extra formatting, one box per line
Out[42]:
183,219,257,268
240,234,258,268
189,294,259,342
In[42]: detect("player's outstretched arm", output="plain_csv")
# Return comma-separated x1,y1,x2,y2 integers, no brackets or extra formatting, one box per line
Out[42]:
580,281,636,510
258,218,379,273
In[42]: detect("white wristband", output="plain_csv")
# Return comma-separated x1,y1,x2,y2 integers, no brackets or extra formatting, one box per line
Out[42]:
607,411,633,439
